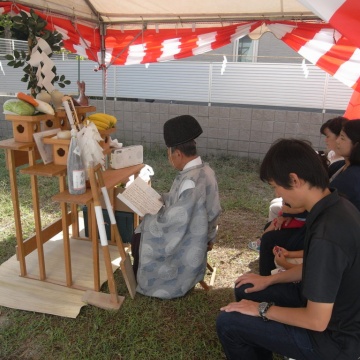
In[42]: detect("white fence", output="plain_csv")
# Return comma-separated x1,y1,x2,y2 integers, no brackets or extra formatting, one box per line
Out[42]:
0,58,352,112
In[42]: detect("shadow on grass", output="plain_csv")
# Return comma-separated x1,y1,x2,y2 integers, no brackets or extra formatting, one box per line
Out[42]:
248,258,260,274
78,278,234,360
0,236,16,265
0,272,233,360
0,148,274,359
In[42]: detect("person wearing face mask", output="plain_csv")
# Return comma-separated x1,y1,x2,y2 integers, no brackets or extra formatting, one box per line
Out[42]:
319,116,348,178
330,119,360,212
131,115,221,299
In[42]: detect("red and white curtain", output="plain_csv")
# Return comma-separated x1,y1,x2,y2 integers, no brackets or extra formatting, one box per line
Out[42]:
0,2,261,67
298,0,360,49
266,21,360,93
1,1,360,94
104,22,262,66
298,0,360,117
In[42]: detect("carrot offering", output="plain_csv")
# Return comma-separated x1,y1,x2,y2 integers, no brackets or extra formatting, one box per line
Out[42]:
16,92,39,107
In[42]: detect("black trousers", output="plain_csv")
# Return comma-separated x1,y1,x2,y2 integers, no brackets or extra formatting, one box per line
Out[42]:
131,232,141,279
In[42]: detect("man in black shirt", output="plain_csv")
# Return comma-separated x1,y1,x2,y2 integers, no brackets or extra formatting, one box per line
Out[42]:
217,139,360,359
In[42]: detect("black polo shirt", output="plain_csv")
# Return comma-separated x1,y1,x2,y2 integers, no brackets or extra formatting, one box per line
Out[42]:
302,189,360,359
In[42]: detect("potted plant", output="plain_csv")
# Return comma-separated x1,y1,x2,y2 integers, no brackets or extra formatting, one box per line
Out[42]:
4,9,71,98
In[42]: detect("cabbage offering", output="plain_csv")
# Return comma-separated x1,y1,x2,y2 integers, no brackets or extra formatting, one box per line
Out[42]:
3,99,36,116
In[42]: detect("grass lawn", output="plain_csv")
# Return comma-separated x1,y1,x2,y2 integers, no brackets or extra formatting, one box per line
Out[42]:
0,146,278,360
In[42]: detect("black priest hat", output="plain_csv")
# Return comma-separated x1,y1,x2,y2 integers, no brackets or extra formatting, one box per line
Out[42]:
163,115,203,147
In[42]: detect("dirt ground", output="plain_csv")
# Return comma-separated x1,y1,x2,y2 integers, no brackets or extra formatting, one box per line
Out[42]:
204,209,265,289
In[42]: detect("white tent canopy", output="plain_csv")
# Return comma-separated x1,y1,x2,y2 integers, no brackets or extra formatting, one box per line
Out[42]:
4,0,318,28
2,1,359,105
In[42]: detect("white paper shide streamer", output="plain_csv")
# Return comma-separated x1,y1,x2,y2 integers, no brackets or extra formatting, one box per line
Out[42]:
302,59,309,78
221,56,228,75
27,38,56,94
77,122,105,170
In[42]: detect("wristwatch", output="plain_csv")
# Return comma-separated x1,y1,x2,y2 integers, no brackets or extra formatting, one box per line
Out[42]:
258,302,274,321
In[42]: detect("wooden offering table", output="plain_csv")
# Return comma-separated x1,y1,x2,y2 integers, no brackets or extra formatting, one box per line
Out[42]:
52,164,143,292
20,162,68,282
0,135,143,299
0,138,66,280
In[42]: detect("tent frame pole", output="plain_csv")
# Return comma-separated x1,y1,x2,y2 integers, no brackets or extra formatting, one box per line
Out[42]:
99,23,107,112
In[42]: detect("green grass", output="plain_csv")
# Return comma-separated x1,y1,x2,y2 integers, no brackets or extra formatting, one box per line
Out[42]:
0,153,62,263
0,146,275,360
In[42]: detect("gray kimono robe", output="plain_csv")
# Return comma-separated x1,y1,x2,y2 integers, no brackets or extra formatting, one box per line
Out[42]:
135,162,221,299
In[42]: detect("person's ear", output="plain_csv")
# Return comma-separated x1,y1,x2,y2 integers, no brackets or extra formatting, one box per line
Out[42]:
289,173,303,188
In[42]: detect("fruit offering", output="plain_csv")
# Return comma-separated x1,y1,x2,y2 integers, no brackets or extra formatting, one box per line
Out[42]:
87,113,117,130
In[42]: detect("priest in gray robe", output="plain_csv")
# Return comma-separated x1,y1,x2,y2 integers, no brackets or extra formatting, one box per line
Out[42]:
132,115,221,299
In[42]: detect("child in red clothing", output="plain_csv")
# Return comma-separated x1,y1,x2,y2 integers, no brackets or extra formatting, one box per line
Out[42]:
265,205,306,233
248,204,306,252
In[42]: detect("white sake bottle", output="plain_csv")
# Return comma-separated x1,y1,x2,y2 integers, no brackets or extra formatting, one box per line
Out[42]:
67,129,86,195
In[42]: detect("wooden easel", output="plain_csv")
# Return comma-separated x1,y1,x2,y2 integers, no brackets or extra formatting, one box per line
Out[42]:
82,163,137,310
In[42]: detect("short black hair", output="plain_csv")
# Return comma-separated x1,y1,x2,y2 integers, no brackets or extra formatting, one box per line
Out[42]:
342,119,360,166
320,116,348,136
170,139,197,157
260,138,329,190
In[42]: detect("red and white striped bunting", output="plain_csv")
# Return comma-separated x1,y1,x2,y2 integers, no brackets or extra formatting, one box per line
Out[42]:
344,90,360,119
104,22,261,66
267,21,360,92
1,2,360,93
298,0,360,49
0,2,261,67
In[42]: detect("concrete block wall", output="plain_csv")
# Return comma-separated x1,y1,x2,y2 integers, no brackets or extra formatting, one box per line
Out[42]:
0,97,341,159
91,99,340,159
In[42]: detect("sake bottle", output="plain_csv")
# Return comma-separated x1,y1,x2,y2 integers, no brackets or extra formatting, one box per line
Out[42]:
67,129,86,195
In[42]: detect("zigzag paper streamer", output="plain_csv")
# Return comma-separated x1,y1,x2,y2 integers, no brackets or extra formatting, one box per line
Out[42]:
221,55,228,75
302,59,310,78
27,38,56,93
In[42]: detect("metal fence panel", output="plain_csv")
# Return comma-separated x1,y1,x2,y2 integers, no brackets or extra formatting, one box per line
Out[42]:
211,63,330,109
115,62,210,102
323,75,353,111
0,57,350,112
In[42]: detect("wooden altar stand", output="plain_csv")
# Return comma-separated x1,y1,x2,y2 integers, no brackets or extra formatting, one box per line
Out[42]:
0,123,142,310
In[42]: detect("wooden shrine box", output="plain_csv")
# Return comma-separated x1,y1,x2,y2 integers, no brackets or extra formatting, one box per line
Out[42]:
5,114,54,142
41,115,61,131
43,135,70,165
42,127,115,165
54,105,96,130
